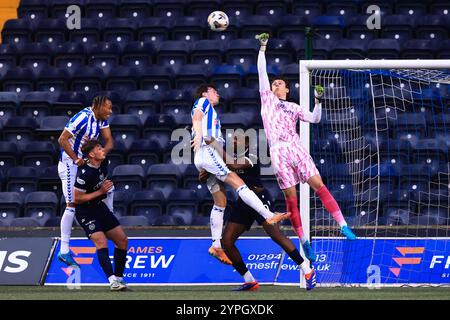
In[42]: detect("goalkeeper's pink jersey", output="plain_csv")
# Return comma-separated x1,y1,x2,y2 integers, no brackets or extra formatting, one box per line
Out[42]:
260,89,307,147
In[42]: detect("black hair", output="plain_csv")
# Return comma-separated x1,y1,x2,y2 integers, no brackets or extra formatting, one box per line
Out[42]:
194,83,218,100
92,96,111,111
81,139,102,157
271,76,290,90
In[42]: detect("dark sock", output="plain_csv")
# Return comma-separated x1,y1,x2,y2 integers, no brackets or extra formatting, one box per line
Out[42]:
233,261,249,276
286,248,304,266
97,248,113,279
114,248,127,278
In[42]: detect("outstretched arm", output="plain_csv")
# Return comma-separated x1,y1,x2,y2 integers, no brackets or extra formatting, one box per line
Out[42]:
301,85,324,123
256,33,271,92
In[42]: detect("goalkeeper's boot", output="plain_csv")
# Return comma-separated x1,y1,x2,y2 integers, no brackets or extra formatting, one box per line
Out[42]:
58,252,80,268
341,225,357,240
208,246,232,265
266,212,291,225
118,279,133,292
233,281,260,292
302,241,317,262
305,269,317,291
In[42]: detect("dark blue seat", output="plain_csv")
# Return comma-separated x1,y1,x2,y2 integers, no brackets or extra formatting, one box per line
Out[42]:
137,66,174,92
68,18,104,44
160,89,193,116
109,114,142,148
18,42,52,75
102,18,137,43
380,15,415,41
229,87,259,113
361,1,393,15
171,16,204,42
167,189,198,226
24,191,58,226
173,64,209,91
0,43,19,70
118,0,152,19
297,39,334,60
430,0,449,15
292,1,322,17
224,39,258,72
390,113,427,138
264,38,294,67
18,0,49,20
34,18,67,45
210,65,244,95
86,41,121,73
7,166,38,194
312,15,346,41
367,39,401,59
137,17,171,43
153,0,185,19
112,190,131,217
20,91,59,119
410,138,448,164
124,90,162,119
276,15,312,40
0,192,23,225
85,0,118,20
325,1,358,16
112,164,145,192
119,215,149,226
143,115,176,149
50,0,86,19
153,215,176,226
37,165,62,198
156,40,190,69
416,15,449,41
0,92,19,123
52,91,87,118
69,66,105,93
105,66,139,95
20,141,56,169
185,0,221,17
238,15,280,39
346,15,379,41
1,19,35,45
401,40,436,59
146,164,181,198
35,67,70,93
106,140,128,173
2,67,35,94
182,164,208,199
0,142,19,174
190,39,224,66
437,40,450,59
10,217,40,227
245,64,280,90
130,190,165,224
254,0,288,17
223,1,252,20
127,139,161,171
330,39,369,60
121,41,154,69
3,116,37,143
395,1,427,17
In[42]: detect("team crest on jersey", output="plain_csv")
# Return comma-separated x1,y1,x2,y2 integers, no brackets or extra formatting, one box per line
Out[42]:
99,173,104,180
88,224,95,231
81,169,86,174
77,177,85,185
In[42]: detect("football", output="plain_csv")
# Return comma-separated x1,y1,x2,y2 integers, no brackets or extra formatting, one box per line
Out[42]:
207,11,229,32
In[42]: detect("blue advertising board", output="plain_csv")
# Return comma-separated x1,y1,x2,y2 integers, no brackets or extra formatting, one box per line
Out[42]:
44,237,450,285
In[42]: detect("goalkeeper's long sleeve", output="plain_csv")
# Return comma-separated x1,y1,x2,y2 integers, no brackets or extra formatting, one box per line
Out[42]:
302,101,322,123
257,50,271,92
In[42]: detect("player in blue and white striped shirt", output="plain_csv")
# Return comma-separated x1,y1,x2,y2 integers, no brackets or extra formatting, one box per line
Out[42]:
191,84,290,265
57,96,114,266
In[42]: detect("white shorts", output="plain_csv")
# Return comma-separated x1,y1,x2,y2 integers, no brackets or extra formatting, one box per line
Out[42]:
194,145,231,194
58,161,78,204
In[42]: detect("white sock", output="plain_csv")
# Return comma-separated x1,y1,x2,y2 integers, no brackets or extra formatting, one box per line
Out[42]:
210,205,225,247
108,275,117,284
236,185,273,219
60,207,75,254
243,271,255,283
300,262,312,275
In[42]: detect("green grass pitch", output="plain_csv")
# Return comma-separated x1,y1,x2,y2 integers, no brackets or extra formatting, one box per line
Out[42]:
0,285,449,300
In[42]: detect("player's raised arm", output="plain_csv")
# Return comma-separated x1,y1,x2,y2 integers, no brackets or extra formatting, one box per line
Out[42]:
191,99,205,152
100,127,114,155
300,85,324,124
256,33,271,92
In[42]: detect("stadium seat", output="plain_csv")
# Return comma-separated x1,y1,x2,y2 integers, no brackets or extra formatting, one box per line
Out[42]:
238,15,280,39
20,91,58,119
138,66,174,92
292,1,322,17
34,19,67,45
0,192,23,225
210,65,244,95
50,0,85,18
35,115,69,142
160,89,193,116
361,1,393,15
35,67,70,93
325,1,358,16
86,42,121,76
330,39,369,60
119,215,149,226
18,0,49,20
222,1,252,20
245,64,280,90
143,115,176,149
167,189,198,225
0,92,19,124
146,164,181,198
153,215,176,226
185,0,221,17
113,190,132,217
106,140,128,173
156,40,190,69
276,15,312,40
254,0,288,18
171,16,204,42
394,1,427,16
127,139,162,171
415,15,449,41
2,116,37,143
295,39,334,60
228,88,259,113
24,191,58,226
380,15,415,41
153,0,185,19
190,39,224,66
6,166,38,194
173,65,209,91
401,40,437,59
311,15,345,41
112,164,145,192
345,15,379,41
37,165,62,198
52,91,87,117
367,39,401,60
130,190,165,224
69,66,105,94
105,66,139,94
0,142,19,174
182,164,209,199
18,43,52,75
121,41,154,69
20,141,56,169
0,44,19,71
410,138,448,164
430,0,450,15
2,67,35,94
85,0,119,20
102,18,137,44
68,18,104,44
1,19,35,45
10,217,40,227
224,39,258,72
118,0,152,19
137,17,171,43
109,114,142,148
124,90,161,119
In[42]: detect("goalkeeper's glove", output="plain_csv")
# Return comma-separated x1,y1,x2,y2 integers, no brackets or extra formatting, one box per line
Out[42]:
314,85,324,102
256,33,269,51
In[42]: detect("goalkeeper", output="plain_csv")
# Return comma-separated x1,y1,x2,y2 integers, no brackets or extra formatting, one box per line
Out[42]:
256,33,356,262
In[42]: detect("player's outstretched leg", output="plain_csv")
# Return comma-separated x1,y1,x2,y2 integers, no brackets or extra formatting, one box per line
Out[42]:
58,206,79,267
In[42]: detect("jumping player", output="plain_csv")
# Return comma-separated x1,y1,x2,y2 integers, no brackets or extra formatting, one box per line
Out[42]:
73,139,130,291
199,134,316,291
57,96,114,267
256,33,356,262
191,84,291,265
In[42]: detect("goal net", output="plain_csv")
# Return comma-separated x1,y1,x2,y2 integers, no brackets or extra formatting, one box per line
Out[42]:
298,60,450,287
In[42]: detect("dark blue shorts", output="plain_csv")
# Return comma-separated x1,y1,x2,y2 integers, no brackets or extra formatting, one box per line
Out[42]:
75,202,120,238
228,189,273,231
